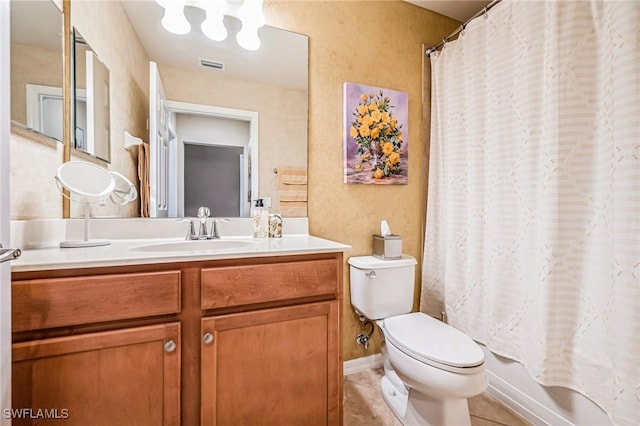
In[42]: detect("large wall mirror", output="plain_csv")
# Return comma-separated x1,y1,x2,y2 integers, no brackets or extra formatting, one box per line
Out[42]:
9,0,63,142
11,0,308,220
68,0,309,219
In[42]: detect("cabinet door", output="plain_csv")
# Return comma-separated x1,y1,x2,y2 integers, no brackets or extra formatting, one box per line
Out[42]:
12,323,181,426
201,301,340,426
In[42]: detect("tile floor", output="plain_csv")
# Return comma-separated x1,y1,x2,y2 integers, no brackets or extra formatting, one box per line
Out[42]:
344,367,532,426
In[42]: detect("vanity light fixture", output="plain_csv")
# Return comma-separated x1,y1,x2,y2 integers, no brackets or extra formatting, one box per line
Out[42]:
155,0,265,51
157,0,191,35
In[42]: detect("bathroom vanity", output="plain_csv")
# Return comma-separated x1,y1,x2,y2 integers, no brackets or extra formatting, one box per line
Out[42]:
10,221,348,425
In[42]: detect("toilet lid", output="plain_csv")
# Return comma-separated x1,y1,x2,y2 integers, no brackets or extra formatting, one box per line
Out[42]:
383,312,484,369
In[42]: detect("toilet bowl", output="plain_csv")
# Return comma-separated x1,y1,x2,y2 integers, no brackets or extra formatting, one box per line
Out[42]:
349,256,487,426
379,313,487,425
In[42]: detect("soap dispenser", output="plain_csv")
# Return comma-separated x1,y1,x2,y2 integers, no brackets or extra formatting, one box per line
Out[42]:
252,199,269,238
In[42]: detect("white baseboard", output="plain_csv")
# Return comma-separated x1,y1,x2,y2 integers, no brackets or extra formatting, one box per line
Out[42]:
343,353,383,376
486,370,574,426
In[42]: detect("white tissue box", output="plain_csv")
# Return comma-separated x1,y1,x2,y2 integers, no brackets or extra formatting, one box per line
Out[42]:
373,234,402,260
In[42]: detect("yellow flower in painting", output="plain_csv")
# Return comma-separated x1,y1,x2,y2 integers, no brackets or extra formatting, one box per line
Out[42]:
360,93,368,101
359,124,371,137
362,114,373,126
371,110,382,123
369,92,375,98
354,162,363,171
358,105,368,115
368,103,378,111
390,117,397,129
381,112,390,124
373,168,383,179
371,127,380,139
398,132,403,141
382,142,393,156
361,151,371,161
389,151,400,165
378,123,384,129
350,127,358,138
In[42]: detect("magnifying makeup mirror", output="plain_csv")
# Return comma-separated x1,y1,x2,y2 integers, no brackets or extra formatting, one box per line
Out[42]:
109,171,138,206
55,161,115,248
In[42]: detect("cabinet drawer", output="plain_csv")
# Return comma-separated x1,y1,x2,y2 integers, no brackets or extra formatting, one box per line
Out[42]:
201,259,338,309
12,271,181,332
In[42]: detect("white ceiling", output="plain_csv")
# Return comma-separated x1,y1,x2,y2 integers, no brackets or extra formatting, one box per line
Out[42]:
405,0,492,22
121,0,308,91
10,0,62,51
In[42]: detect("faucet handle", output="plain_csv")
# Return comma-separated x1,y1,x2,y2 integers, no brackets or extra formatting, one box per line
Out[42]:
180,219,197,240
209,218,230,239
197,206,210,219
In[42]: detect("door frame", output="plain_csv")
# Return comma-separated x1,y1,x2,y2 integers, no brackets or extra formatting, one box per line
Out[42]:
1,1,12,423
166,101,258,218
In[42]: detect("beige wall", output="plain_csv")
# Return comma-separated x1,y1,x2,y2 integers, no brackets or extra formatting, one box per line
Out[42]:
10,43,63,125
160,65,308,215
10,128,63,220
263,0,458,361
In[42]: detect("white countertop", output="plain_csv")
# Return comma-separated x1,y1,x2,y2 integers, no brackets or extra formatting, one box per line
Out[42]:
11,235,351,272
10,218,351,273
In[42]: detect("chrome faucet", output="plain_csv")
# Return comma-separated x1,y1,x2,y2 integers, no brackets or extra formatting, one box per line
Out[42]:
210,218,230,239
197,206,211,239
183,207,230,240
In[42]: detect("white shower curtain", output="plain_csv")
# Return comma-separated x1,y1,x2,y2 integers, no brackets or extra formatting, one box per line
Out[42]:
422,1,639,424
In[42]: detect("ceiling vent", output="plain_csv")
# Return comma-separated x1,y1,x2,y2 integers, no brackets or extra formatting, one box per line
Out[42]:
198,58,226,71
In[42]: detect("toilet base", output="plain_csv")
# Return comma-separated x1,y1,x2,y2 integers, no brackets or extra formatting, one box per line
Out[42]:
381,374,472,426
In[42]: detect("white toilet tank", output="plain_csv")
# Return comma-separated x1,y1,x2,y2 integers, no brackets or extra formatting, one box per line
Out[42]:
348,255,417,320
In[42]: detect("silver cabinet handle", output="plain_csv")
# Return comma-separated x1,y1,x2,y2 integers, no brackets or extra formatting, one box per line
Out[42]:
203,333,214,345
0,244,21,264
164,340,177,353
365,271,376,279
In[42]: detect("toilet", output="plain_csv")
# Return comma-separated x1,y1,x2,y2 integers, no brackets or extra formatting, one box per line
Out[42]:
349,255,487,426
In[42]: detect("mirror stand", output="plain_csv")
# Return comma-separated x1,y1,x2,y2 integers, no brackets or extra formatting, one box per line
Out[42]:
60,202,110,248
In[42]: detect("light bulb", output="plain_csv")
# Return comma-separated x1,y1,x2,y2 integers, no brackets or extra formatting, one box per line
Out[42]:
236,26,260,51
161,0,190,35
238,0,265,29
201,2,228,42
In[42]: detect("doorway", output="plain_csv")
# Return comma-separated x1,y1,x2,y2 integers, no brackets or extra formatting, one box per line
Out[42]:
183,143,244,217
164,101,258,218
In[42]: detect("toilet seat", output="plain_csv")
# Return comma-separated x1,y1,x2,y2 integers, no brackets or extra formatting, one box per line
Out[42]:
382,312,485,375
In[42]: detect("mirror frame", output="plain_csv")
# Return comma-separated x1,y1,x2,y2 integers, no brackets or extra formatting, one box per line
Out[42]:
62,0,71,218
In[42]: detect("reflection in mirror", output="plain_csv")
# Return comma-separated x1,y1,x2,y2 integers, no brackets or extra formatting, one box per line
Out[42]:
109,171,138,206
123,0,308,218
73,29,111,162
15,0,308,220
10,0,63,141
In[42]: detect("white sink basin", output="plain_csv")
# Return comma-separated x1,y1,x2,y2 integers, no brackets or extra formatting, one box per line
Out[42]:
129,239,256,253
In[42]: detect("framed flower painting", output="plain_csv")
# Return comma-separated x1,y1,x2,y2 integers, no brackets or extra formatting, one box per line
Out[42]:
343,82,408,184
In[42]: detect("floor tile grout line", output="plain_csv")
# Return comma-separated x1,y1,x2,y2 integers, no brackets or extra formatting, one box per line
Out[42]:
470,413,514,426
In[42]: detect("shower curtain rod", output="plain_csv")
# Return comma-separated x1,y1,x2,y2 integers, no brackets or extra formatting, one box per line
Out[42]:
425,0,502,56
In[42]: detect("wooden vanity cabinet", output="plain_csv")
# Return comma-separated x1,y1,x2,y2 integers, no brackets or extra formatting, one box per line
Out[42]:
11,269,183,426
11,252,343,426
201,301,340,425
12,323,181,426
